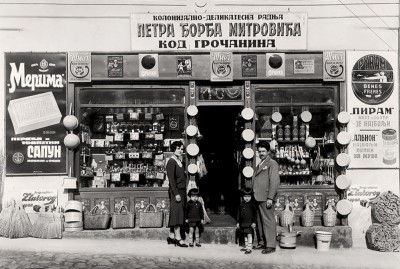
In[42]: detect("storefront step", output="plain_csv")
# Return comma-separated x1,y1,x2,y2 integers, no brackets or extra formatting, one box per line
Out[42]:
63,226,352,248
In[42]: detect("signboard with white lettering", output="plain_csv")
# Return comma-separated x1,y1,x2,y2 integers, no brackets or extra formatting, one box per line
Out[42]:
131,13,307,51
346,51,399,168
5,53,67,175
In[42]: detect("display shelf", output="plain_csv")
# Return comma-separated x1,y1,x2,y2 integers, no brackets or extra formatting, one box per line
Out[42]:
279,173,311,177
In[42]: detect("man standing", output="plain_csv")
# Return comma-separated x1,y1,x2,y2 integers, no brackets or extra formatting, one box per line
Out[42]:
252,141,280,254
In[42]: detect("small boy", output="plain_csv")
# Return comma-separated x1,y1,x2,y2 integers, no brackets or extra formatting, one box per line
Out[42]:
237,188,257,254
186,188,204,247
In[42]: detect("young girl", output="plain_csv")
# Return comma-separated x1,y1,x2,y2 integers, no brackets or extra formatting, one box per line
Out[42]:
185,188,204,247
237,188,257,254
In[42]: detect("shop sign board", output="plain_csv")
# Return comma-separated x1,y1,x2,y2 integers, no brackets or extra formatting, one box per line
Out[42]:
67,51,91,82
347,185,381,207
21,189,58,213
346,51,399,168
323,50,345,81
5,53,67,175
210,51,233,81
131,13,307,51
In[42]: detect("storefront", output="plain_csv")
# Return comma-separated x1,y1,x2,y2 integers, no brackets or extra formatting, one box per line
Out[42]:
1,6,399,246
60,49,347,228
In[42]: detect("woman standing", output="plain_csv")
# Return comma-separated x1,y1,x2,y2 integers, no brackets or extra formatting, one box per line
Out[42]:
166,141,188,247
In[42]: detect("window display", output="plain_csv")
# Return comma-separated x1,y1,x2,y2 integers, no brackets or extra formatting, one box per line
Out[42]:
255,86,338,187
77,87,186,188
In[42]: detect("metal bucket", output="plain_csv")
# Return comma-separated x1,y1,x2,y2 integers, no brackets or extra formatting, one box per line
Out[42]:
279,231,301,249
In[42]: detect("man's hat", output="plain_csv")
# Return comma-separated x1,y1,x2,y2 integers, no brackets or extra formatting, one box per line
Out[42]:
242,188,253,195
188,188,199,197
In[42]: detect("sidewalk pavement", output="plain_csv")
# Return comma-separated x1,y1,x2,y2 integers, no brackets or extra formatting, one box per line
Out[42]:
0,237,399,269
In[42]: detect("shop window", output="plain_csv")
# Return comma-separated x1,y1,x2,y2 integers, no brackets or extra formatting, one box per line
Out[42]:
77,87,186,189
254,86,338,187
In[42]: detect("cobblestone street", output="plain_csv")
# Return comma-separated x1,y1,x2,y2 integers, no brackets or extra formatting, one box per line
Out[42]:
0,237,399,269
0,250,383,269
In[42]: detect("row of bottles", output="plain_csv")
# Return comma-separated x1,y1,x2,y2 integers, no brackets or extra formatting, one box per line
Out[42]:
260,115,307,141
279,196,337,227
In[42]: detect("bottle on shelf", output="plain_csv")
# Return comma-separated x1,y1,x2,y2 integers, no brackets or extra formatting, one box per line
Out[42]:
260,115,273,139
299,122,306,141
276,123,284,141
284,125,291,141
292,115,299,141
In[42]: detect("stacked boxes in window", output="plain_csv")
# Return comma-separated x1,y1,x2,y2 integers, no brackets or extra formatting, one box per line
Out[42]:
64,201,83,232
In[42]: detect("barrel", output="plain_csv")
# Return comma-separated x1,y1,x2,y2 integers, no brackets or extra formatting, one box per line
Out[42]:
64,200,83,232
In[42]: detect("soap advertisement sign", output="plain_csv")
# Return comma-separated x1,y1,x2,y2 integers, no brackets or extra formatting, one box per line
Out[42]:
346,51,399,168
5,53,67,175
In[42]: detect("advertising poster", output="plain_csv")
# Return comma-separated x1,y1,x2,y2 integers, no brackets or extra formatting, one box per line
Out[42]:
139,54,159,78
241,55,257,77
347,51,399,168
68,51,91,82
107,55,123,77
347,185,381,207
266,53,285,77
323,50,345,81
131,13,307,51
5,53,67,175
177,56,192,77
293,59,314,74
210,51,233,82
21,189,58,213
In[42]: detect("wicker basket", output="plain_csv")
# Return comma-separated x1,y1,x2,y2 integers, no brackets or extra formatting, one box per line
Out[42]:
83,205,111,230
323,203,336,227
301,203,314,227
112,205,135,229
139,204,163,228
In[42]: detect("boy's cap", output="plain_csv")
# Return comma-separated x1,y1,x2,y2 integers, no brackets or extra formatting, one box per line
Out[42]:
242,188,253,195
188,188,199,197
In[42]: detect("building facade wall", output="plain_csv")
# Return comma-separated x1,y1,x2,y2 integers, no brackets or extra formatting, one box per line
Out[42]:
0,0,398,245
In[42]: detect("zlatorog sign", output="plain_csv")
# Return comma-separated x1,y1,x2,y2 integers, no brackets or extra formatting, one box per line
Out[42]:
131,13,307,51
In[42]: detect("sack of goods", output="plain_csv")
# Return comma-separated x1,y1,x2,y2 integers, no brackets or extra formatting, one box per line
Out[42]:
0,200,32,239
30,206,63,239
